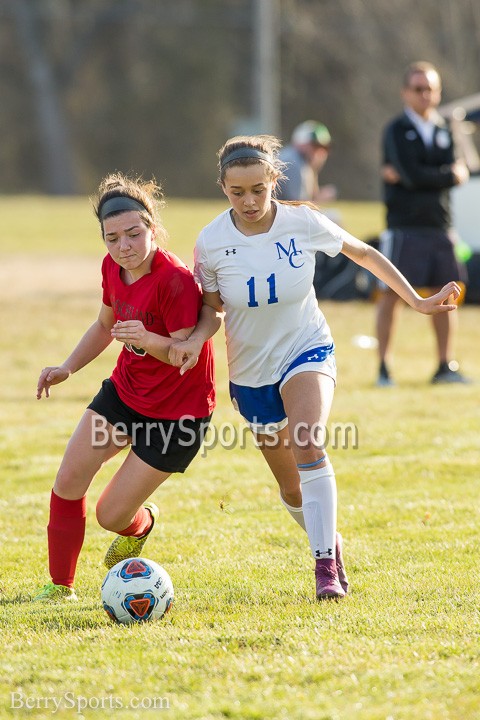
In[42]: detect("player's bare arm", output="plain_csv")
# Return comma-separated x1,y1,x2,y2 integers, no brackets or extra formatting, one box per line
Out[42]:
169,301,223,373
112,301,221,369
37,303,115,399
110,319,185,363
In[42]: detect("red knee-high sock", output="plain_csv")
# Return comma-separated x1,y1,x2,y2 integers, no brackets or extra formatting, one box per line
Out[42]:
47,490,87,588
116,506,152,538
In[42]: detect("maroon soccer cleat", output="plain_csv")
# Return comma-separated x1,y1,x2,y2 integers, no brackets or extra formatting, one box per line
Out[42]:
315,558,346,600
336,532,349,594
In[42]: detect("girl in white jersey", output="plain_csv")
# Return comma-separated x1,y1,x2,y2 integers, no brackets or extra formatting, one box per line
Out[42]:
169,135,461,600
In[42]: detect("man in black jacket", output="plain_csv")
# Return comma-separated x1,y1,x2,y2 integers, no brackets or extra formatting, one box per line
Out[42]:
376,61,470,385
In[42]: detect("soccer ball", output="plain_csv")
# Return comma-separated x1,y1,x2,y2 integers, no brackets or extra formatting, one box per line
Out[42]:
101,557,174,625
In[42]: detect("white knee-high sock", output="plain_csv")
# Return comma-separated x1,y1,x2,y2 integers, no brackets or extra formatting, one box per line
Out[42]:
280,494,306,531
300,463,337,560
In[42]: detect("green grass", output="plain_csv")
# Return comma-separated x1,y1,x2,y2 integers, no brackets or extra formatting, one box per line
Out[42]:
0,197,478,720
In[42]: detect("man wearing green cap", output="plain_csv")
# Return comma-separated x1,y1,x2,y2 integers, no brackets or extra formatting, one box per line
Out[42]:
278,120,337,204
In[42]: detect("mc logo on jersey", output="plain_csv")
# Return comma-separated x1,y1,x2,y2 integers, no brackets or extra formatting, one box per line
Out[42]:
275,238,304,268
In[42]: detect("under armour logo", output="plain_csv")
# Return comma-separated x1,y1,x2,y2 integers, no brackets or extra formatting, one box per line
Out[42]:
307,354,319,361
225,248,237,255
315,548,333,558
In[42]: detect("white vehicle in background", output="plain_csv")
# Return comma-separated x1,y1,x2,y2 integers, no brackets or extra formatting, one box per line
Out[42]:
440,93,480,302
453,172,480,250
440,93,480,250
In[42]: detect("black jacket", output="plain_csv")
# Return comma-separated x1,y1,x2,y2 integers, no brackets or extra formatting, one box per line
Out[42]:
382,111,457,229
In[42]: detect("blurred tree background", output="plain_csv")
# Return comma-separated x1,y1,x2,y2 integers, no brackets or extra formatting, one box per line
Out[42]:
1,0,479,198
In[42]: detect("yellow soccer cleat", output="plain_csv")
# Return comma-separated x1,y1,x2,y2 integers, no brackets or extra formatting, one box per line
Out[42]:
33,582,78,602
103,502,159,570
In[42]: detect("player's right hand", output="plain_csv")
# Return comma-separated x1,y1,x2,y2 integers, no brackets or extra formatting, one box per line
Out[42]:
36,366,71,399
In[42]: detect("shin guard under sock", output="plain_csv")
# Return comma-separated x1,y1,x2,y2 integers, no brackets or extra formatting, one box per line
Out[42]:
47,490,87,588
300,463,337,560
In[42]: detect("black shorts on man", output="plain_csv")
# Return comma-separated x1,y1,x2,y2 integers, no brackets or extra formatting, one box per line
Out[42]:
379,228,466,289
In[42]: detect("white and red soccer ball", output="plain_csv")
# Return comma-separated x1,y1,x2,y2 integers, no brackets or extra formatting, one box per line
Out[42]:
101,557,174,624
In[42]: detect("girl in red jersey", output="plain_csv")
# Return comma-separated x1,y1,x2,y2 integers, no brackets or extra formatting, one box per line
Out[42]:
34,173,219,602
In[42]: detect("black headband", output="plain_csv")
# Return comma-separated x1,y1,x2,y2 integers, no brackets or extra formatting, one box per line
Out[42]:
220,147,275,170
99,196,149,221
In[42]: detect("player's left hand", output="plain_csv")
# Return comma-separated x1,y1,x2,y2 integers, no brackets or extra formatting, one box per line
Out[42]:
111,320,148,348
417,282,461,314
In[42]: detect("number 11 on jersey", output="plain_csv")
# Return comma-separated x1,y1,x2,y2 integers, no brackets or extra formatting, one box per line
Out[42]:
247,273,278,307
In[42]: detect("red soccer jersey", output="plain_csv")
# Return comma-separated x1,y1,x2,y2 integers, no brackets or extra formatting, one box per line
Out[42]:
101,247,215,419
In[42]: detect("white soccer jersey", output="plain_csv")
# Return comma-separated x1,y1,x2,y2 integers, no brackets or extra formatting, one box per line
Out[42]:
195,201,352,387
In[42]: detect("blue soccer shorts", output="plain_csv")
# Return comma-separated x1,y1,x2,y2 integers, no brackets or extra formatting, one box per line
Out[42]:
229,344,336,434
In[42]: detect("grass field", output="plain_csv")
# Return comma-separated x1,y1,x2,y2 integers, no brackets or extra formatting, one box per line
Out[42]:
0,197,478,720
